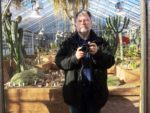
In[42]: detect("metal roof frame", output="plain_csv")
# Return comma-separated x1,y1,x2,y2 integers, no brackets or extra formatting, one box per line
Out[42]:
2,0,141,35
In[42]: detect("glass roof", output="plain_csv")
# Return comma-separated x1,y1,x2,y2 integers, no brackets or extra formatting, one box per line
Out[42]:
2,0,141,35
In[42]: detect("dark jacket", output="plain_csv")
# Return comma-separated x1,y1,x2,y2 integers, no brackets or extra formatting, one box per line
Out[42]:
55,30,115,109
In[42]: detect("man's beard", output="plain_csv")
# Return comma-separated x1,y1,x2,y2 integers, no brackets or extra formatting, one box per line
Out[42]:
79,28,90,39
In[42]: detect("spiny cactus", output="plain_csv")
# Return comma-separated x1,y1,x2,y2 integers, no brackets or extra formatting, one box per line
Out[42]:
106,16,130,33
106,16,130,55
2,8,25,74
10,68,43,86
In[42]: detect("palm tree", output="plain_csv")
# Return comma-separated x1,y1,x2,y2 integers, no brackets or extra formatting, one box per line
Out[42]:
52,0,89,31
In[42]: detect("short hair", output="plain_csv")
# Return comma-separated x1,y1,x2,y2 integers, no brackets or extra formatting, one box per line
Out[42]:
75,9,92,20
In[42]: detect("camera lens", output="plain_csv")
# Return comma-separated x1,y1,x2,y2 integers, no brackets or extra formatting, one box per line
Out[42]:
79,44,89,52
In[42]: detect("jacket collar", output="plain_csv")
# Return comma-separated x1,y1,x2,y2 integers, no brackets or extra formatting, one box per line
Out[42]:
72,30,98,43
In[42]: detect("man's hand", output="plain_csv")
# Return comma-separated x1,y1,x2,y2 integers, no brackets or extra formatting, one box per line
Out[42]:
75,47,86,60
88,42,98,55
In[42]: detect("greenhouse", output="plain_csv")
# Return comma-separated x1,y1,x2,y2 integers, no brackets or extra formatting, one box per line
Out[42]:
0,0,150,113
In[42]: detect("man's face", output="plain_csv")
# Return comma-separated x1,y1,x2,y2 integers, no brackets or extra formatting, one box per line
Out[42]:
75,12,92,36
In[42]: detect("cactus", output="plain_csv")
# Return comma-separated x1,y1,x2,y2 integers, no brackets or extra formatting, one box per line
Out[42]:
10,68,43,86
106,16,130,56
106,16,130,33
2,8,25,74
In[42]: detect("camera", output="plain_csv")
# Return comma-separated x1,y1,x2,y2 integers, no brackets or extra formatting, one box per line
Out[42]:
79,44,90,52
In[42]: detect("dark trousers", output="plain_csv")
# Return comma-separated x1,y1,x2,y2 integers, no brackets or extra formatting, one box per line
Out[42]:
69,105,100,113
69,82,101,113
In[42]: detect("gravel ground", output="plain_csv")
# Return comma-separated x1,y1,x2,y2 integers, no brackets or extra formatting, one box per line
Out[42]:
101,95,139,113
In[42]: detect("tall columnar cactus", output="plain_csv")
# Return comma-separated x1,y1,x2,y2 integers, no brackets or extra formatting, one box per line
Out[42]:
2,9,25,74
106,16,130,56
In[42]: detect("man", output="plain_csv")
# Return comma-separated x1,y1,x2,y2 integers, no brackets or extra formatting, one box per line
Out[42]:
55,10,115,113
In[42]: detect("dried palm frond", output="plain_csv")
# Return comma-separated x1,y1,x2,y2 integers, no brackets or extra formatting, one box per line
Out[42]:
12,0,22,7
52,0,89,19
49,0,89,31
